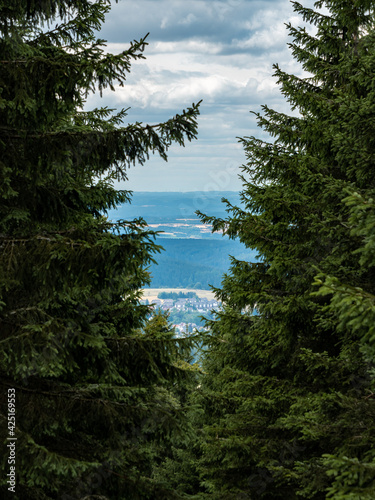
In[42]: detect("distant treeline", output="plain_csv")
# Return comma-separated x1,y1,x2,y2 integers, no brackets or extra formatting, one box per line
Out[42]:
158,291,198,299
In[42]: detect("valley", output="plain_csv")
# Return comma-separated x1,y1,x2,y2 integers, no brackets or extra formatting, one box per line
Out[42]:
107,191,258,289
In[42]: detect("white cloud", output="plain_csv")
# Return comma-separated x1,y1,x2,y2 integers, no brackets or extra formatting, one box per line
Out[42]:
235,25,288,50
87,0,318,191
178,13,198,26
150,40,222,55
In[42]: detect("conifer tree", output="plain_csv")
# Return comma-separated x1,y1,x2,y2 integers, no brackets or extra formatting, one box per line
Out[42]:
0,1,200,498
197,1,375,498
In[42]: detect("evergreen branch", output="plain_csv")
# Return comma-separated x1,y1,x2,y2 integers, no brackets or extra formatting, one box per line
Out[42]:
2,102,201,139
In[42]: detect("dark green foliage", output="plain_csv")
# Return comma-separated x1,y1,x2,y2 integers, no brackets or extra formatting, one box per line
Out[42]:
195,1,375,498
167,310,211,329
0,1,200,498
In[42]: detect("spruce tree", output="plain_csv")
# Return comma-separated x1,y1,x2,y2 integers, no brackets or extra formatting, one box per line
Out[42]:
0,1,200,499
196,1,375,498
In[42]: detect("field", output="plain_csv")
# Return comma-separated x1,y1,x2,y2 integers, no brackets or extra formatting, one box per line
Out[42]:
141,288,216,302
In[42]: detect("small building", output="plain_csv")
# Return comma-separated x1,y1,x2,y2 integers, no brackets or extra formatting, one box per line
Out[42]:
162,299,174,309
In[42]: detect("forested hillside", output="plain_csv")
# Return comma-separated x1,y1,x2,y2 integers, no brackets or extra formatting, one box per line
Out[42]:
108,192,256,289
149,237,253,288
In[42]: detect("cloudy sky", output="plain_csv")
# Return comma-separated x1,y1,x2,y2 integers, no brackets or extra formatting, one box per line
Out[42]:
87,0,316,192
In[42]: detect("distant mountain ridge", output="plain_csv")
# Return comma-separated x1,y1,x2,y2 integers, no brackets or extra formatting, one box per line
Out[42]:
107,191,242,223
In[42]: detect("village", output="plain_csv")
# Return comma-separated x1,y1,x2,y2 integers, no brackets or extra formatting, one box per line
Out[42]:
140,296,222,336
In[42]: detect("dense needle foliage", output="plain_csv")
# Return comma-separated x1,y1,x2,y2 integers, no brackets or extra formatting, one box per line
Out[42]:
3,0,375,498
196,1,375,498
0,1,200,499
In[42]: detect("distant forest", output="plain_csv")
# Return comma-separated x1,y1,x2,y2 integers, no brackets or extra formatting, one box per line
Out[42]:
149,237,256,289
107,192,255,289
